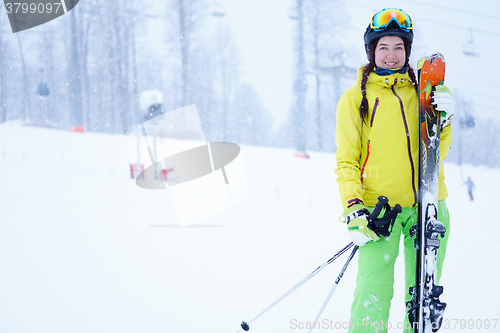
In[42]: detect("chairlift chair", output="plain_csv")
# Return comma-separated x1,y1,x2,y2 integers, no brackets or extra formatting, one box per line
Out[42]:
38,68,50,97
211,2,226,17
460,113,476,128
462,28,479,57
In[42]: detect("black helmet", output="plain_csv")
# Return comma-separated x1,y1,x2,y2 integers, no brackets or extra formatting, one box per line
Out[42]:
364,9,414,65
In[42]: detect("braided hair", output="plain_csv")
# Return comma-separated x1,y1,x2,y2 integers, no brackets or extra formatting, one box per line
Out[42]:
359,62,375,122
407,66,418,94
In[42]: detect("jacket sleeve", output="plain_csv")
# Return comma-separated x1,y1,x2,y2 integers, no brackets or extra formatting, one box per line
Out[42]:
440,123,452,162
335,88,364,210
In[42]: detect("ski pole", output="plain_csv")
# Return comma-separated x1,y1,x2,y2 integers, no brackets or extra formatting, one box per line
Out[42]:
307,196,400,333
308,245,358,333
239,197,400,332
238,241,354,332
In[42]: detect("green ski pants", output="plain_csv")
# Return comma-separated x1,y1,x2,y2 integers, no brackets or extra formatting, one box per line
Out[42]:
348,200,450,333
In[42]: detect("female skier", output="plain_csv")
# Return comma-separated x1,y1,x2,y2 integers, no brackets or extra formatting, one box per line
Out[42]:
335,8,454,332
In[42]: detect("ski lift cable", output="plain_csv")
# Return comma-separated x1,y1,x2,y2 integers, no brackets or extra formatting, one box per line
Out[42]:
400,0,500,21
448,75,500,88
414,16,500,37
469,102,500,112
468,100,500,108
448,90,499,101
344,0,500,37
345,0,500,22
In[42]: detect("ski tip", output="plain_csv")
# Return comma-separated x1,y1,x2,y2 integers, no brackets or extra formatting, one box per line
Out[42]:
425,53,445,66
418,53,446,90
418,53,445,70
417,56,426,68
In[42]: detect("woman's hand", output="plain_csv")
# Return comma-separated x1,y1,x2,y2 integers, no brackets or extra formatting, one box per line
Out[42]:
431,85,454,130
343,204,380,246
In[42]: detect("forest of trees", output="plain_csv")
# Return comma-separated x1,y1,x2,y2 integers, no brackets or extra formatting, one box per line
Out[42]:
275,0,357,153
0,0,274,147
0,0,362,152
0,0,497,167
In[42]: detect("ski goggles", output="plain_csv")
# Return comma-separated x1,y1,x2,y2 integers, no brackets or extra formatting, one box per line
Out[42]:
370,8,413,32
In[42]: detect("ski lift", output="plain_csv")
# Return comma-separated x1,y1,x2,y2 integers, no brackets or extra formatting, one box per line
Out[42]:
38,83,50,97
460,113,476,128
210,2,226,17
462,28,479,57
38,68,50,97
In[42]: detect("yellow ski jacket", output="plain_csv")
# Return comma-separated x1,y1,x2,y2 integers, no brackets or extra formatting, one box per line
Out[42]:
335,66,451,210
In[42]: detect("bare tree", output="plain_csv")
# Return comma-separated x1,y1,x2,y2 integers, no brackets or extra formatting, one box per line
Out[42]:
1,0,276,151
232,82,272,146
76,1,95,131
0,11,8,122
188,43,216,138
90,0,134,134
166,0,208,108
307,1,323,151
16,34,32,121
66,6,84,128
114,0,133,134
212,22,241,141
42,33,54,123
303,0,349,152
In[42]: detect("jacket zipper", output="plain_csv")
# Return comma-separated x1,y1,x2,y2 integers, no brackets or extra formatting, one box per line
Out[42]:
392,87,418,204
361,140,370,186
370,98,379,127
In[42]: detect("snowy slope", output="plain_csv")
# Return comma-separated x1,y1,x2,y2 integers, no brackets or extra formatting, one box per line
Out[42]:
0,123,498,333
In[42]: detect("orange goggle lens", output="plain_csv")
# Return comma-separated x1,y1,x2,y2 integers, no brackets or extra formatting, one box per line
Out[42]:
371,8,412,32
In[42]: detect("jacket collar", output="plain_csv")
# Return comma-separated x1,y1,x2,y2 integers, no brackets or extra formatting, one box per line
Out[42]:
355,65,413,89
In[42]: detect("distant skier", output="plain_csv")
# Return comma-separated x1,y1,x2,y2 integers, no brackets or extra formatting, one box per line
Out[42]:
334,8,454,333
462,176,475,201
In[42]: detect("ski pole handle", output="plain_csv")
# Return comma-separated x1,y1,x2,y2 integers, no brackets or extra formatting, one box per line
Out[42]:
366,197,402,238
369,196,389,220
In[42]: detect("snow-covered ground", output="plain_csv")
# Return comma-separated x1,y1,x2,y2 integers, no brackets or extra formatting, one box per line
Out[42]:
0,123,498,333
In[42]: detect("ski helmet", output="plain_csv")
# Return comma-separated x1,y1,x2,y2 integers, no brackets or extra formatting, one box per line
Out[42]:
364,8,414,65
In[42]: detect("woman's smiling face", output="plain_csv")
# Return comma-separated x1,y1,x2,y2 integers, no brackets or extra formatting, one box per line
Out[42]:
374,36,406,69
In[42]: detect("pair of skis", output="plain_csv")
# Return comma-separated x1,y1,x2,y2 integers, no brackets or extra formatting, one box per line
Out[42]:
407,53,447,333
